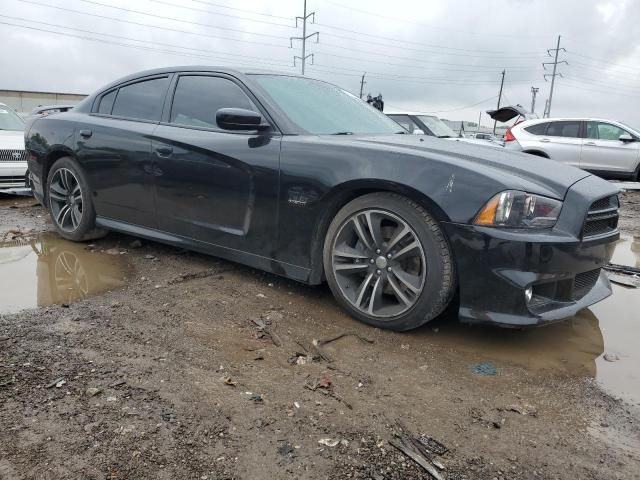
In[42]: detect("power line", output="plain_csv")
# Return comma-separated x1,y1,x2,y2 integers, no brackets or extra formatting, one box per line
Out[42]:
0,20,297,69
18,0,291,40
140,0,295,28
565,51,640,72
11,0,292,49
313,22,543,57
0,15,293,65
322,0,547,38
184,0,292,21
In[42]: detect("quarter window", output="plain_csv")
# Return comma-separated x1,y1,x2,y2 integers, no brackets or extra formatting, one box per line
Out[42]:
170,76,257,129
523,122,549,135
111,77,169,122
97,90,117,115
545,121,581,138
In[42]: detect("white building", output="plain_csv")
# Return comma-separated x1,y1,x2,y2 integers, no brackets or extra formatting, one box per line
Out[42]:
0,89,87,115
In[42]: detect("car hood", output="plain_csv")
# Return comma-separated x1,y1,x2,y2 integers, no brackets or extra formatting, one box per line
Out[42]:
0,130,25,150
317,134,590,199
443,137,504,149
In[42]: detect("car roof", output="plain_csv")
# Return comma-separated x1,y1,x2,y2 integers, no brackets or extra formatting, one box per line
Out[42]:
519,117,626,124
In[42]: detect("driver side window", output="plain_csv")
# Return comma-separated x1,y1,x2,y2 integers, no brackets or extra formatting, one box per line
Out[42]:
170,75,257,129
588,122,628,141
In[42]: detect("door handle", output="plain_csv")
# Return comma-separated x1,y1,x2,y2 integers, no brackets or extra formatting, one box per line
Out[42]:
155,145,173,157
540,138,550,143
584,142,597,146
79,129,92,138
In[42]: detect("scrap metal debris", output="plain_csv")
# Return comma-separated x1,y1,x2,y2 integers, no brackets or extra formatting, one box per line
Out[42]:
389,420,448,480
250,317,282,347
304,376,352,410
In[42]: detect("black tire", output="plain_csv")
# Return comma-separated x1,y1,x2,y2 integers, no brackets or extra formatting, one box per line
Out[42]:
46,156,106,242
323,192,455,331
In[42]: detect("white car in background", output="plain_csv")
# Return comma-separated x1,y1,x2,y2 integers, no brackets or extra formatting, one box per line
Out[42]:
386,111,504,148
503,117,640,181
0,103,28,192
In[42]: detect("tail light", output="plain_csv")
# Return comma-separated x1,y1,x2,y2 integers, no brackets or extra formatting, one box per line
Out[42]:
504,128,516,142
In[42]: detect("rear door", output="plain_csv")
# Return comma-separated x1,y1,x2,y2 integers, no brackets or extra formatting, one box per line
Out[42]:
151,73,281,257
581,121,640,175
538,120,583,167
77,75,171,227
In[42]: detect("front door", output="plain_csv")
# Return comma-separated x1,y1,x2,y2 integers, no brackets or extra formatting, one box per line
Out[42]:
151,74,281,258
581,121,640,175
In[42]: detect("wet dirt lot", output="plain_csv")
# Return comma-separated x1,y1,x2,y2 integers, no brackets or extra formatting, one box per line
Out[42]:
1,190,639,480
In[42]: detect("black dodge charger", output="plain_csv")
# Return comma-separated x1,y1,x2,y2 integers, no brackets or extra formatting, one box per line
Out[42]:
25,67,620,330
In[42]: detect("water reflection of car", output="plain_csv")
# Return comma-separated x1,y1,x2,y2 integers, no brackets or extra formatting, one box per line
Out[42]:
0,234,125,311
0,102,29,192
386,111,504,148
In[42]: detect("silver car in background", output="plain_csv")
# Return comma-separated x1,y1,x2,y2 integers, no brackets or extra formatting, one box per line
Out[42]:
504,118,640,181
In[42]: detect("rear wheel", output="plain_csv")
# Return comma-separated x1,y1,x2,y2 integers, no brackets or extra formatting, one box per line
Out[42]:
47,157,106,242
323,193,455,331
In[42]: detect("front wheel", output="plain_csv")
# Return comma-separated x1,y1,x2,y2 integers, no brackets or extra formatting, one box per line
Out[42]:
323,193,455,331
46,156,106,242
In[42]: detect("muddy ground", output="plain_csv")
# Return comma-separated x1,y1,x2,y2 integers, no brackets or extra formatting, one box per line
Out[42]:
0,190,639,480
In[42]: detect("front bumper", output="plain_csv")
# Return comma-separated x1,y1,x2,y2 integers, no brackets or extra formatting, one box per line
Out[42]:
0,162,29,192
443,222,616,327
442,174,619,327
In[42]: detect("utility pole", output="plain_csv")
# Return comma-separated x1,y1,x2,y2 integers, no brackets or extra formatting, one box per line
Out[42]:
290,0,319,75
359,73,367,99
493,69,505,135
476,111,481,134
530,86,539,114
543,35,567,118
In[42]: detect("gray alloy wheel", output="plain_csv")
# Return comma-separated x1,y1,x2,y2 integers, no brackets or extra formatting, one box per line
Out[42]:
49,167,84,233
331,209,427,318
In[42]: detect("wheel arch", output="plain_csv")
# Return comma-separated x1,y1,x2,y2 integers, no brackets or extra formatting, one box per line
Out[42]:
307,179,452,285
42,148,79,199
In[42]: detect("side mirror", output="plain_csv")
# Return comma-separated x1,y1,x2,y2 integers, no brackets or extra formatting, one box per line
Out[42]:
412,129,425,135
619,133,635,142
216,108,269,131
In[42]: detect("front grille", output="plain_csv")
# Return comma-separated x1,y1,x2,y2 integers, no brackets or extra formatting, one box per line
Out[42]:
581,195,619,238
573,268,601,300
0,149,28,162
0,176,27,185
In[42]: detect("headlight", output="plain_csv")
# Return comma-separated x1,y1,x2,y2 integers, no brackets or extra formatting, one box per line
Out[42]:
474,190,562,228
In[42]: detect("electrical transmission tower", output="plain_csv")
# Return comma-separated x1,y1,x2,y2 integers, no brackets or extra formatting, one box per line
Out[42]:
542,35,567,118
530,87,539,114
290,0,319,75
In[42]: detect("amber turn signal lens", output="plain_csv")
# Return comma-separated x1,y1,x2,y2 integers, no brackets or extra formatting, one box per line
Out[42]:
474,195,500,225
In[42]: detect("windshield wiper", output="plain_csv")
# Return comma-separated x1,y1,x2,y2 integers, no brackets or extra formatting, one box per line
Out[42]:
331,131,354,135
395,130,407,134
438,135,452,138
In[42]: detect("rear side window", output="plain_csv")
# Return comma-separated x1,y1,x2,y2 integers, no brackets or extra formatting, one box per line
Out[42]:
97,90,116,115
170,76,257,129
523,122,549,135
111,77,169,121
546,121,581,138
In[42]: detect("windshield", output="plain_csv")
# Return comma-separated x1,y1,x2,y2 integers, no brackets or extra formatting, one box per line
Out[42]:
252,75,402,135
0,107,25,131
417,115,456,138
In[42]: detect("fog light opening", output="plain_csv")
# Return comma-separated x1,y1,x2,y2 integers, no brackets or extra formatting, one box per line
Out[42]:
524,285,533,303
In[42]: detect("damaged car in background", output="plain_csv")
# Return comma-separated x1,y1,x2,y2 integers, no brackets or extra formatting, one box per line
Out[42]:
0,102,29,193
25,67,620,330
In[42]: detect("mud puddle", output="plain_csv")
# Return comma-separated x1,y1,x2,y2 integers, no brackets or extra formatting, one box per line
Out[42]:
0,233,130,314
403,234,640,404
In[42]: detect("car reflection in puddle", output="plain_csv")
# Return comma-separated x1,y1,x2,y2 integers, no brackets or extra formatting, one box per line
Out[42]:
410,234,640,404
0,233,130,314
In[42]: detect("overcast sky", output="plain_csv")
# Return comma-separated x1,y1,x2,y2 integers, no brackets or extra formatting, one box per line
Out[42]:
2,0,639,127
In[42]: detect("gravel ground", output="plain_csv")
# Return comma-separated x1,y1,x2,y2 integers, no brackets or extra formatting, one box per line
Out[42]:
0,190,639,480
